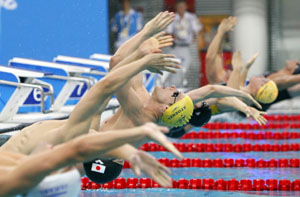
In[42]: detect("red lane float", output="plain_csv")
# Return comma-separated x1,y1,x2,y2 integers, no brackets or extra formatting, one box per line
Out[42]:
182,131,300,140
121,158,300,168
81,177,300,191
203,122,300,130
264,114,300,122
140,143,300,152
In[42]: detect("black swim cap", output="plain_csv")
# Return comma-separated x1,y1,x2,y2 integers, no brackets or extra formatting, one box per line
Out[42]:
83,158,124,183
189,102,212,127
165,126,186,138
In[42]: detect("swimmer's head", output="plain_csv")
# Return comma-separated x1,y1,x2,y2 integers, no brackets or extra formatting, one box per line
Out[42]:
248,76,268,96
83,158,124,184
151,86,185,105
248,77,278,104
255,80,278,104
151,86,193,127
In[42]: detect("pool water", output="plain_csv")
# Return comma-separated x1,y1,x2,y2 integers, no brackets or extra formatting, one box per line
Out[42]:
81,119,300,196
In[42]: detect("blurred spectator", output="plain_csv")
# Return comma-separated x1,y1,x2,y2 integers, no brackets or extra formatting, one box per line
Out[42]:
165,0,202,88
111,0,144,51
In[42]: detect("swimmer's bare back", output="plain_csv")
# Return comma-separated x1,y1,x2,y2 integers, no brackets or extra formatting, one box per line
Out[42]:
0,119,67,154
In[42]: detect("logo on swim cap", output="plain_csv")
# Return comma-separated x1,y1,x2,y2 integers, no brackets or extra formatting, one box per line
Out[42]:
255,80,278,104
161,95,194,127
91,160,106,174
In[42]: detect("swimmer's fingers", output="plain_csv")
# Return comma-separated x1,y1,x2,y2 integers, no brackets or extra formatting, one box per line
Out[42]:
159,171,172,187
158,12,175,29
150,170,172,188
162,54,176,59
157,161,171,175
149,159,172,187
129,155,142,177
259,111,267,115
144,12,173,36
158,37,174,48
163,62,181,69
162,67,177,74
157,138,183,160
258,114,268,125
133,150,172,187
159,42,174,49
254,116,263,126
157,11,169,23
145,126,183,159
153,170,172,187
157,35,173,42
245,52,259,69
156,125,170,134
147,68,163,75
256,111,267,124
154,31,166,39
248,108,267,125
131,164,142,177
247,96,262,109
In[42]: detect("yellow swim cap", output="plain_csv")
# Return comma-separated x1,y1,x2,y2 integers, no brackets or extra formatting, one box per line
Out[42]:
161,95,194,127
255,80,278,104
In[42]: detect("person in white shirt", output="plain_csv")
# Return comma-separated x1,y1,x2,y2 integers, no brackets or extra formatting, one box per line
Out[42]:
165,0,202,88
111,0,144,50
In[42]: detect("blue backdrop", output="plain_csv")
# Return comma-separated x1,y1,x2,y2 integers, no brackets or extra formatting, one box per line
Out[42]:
0,0,109,65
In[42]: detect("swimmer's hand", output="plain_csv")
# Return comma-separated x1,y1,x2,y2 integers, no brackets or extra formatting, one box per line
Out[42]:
143,54,180,75
141,122,183,159
244,107,268,125
143,11,175,36
245,53,259,70
139,32,174,55
218,16,237,34
129,150,172,187
284,60,299,72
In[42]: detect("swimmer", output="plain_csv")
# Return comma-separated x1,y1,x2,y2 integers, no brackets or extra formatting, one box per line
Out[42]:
206,16,279,105
0,123,182,196
206,16,300,111
1,11,180,186
240,59,300,111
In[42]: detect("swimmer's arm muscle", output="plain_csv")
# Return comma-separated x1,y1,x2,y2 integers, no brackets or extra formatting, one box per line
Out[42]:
187,85,244,102
187,85,261,108
268,74,300,90
206,30,227,84
227,51,242,89
239,53,259,87
214,97,248,114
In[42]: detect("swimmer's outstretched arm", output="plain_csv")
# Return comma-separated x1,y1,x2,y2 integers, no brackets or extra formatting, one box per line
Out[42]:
110,11,175,68
186,84,262,109
227,51,242,89
239,53,259,87
267,74,300,90
112,32,174,71
0,124,182,195
109,32,175,99
206,16,237,84
210,97,267,125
